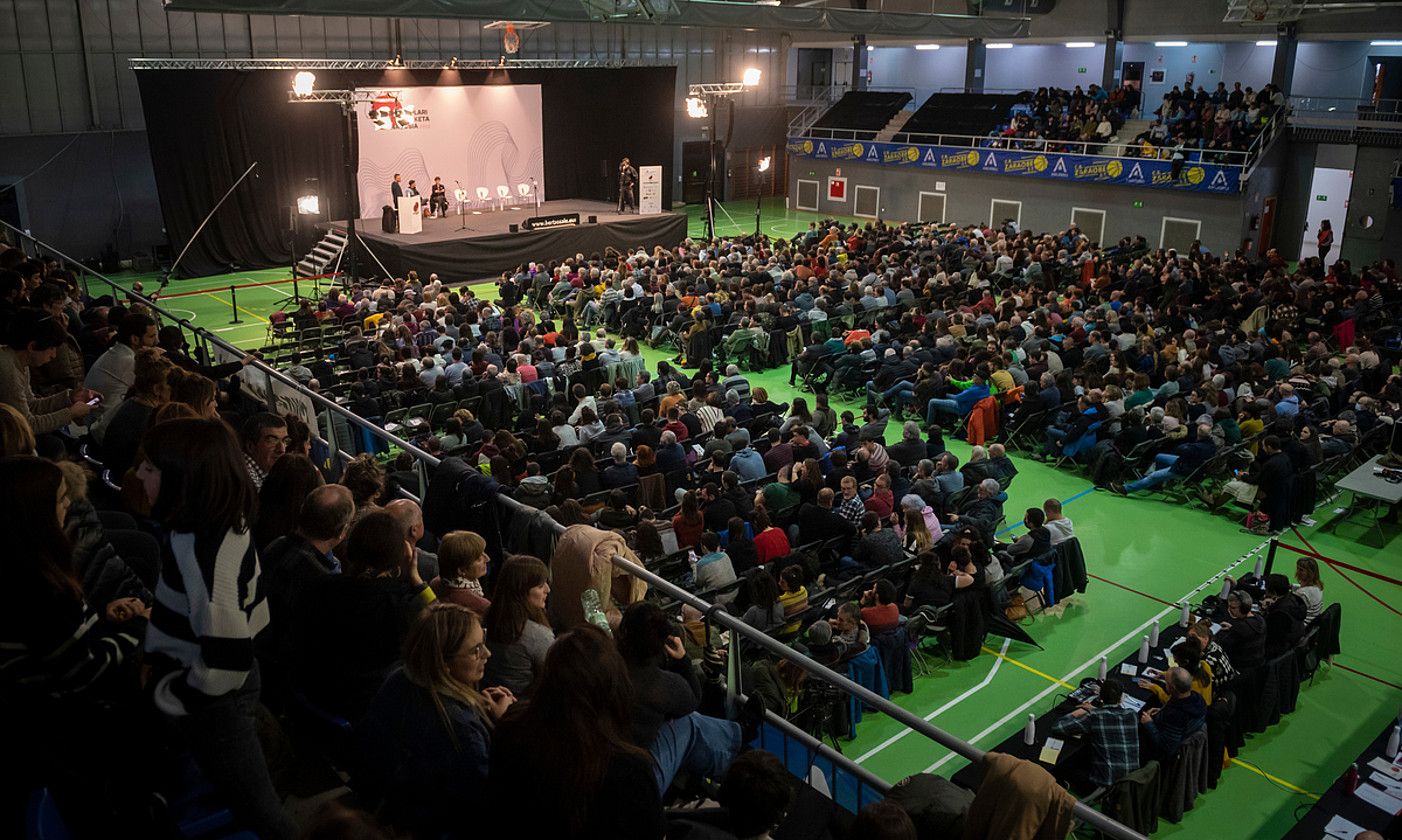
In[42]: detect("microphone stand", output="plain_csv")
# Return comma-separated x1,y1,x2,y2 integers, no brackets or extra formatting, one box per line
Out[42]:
162,161,259,289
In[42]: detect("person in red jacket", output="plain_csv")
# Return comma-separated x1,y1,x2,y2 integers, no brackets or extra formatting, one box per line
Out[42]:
752,507,790,565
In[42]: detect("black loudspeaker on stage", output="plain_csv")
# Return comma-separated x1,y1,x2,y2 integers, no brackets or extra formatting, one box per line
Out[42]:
509,224,520,233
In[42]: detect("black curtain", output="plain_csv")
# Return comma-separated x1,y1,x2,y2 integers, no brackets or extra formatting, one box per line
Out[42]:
138,67,676,279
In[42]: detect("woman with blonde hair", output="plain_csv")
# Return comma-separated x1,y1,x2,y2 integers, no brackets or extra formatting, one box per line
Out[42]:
431,530,492,613
1293,556,1324,623
356,603,515,836
0,402,36,457
901,505,934,553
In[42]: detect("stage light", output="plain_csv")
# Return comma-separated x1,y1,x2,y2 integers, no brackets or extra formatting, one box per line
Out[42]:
757,156,771,173
742,67,762,86
292,71,316,97
1065,42,1095,48
686,96,709,118
449,56,460,68
915,44,940,51
1256,40,1277,47
296,194,321,215
1155,41,1188,47
1371,40,1402,46
985,42,1014,49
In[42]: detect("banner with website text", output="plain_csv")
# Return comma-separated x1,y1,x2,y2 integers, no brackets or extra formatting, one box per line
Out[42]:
786,137,1240,194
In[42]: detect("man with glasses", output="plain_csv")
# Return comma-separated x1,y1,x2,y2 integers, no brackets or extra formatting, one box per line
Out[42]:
240,412,289,490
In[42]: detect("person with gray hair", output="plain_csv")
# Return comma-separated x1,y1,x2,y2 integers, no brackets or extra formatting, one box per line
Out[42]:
887,419,927,468
946,477,1004,537
603,441,638,489
656,428,687,474
721,363,751,403
1138,665,1207,759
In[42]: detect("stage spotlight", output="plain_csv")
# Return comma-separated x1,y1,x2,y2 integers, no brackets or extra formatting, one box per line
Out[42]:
742,67,762,86
292,71,316,97
449,56,460,69
296,194,321,215
685,96,708,119
757,156,771,173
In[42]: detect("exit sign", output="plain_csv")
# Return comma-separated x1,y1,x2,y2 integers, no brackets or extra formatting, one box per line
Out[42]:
1316,194,1328,201
1133,200,1144,208
1077,67,1087,74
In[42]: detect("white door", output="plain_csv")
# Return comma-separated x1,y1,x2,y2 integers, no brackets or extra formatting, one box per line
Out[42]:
990,199,1022,231
1071,207,1106,245
1301,167,1352,262
853,185,880,218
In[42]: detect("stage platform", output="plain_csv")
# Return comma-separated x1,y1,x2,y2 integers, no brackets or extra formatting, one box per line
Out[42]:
327,200,688,282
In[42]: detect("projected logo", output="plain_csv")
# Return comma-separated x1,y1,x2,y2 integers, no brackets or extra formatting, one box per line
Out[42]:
366,92,421,131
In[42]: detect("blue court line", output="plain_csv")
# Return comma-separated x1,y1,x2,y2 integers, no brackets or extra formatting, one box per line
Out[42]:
994,485,1096,537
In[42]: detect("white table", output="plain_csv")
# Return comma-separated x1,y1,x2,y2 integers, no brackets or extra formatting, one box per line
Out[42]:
1327,455,1402,546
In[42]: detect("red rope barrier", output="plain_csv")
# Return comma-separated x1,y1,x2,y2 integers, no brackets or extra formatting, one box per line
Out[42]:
1334,662,1402,692
152,273,341,300
1086,573,1178,608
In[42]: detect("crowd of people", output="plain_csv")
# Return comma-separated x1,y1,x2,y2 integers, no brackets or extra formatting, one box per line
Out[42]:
3,187,1398,840
983,81,1284,170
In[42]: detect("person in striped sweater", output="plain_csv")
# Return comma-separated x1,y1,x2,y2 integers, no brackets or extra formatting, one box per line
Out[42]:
137,417,296,840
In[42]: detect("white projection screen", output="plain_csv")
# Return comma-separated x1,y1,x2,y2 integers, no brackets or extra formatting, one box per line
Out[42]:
355,84,545,219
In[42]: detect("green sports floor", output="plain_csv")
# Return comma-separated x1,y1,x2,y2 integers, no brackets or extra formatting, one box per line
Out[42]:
110,198,1402,838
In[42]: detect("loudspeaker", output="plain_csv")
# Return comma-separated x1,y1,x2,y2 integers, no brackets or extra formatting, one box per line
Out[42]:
509,223,520,233
587,215,598,224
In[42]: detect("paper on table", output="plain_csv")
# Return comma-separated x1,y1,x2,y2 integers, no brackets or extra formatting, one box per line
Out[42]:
1355,782,1402,814
1210,622,1221,634
1121,695,1146,713
1369,756,1402,781
1371,771,1402,797
1119,663,1138,677
1323,814,1365,840
1039,737,1064,765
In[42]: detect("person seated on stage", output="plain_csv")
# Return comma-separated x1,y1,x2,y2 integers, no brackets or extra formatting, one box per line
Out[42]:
1049,677,1141,790
429,177,448,218
1138,666,1206,760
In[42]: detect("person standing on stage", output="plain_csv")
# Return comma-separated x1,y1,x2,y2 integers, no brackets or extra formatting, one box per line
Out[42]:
618,157,638,214
391,173,404,204
430,177,448,218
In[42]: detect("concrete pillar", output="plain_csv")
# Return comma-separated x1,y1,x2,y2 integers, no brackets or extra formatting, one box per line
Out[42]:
1271,24,1298,96
1102,0,1124,92
965,38,986,93
852,35,868,91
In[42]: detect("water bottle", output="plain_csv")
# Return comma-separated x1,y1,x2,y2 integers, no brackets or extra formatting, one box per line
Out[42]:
1387,724,1400,760
1179,602,1192,627
581,589,611,635
1138,635,1150,664
1149,621,1160,648
1097,656,1108,683
1343,763,1359,795
1023,713,1036,746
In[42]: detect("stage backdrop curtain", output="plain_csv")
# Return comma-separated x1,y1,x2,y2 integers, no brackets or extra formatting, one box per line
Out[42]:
137,67,676,279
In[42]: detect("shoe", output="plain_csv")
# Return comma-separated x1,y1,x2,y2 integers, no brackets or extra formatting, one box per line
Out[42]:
1300,516,1317,527
737,693,766,745
1110,482,1127,496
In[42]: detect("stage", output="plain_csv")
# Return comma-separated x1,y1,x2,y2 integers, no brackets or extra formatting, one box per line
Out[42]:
327,200,689,282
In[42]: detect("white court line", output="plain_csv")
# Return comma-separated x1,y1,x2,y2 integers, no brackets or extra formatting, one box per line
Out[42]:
922,538,1273,774
855,637,1012,765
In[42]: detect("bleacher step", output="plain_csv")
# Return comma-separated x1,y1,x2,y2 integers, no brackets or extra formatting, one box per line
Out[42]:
296,230,346,278
874,110,915,143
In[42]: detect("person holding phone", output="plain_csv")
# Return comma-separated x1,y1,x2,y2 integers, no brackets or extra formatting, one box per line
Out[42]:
0,309,100,447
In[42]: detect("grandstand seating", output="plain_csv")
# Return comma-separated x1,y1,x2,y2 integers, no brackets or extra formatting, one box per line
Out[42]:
809,91,914,140
894,93,1025,142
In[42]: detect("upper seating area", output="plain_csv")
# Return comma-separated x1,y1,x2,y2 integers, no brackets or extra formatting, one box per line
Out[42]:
893,92,1024,142
808,91,914,140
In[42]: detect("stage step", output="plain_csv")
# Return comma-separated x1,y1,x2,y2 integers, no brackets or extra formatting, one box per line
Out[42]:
297,230,347,278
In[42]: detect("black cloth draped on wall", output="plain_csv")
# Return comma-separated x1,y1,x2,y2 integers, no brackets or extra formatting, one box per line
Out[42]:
137,67,676,279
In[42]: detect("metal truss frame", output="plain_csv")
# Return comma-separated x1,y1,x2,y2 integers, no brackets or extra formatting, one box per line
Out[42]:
129,57,648,71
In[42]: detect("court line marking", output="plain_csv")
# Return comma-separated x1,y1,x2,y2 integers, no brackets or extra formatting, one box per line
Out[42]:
202,292,270,324
922,538,1271,773
980,645,1076,690
1231,758,1321,800
853,637,1011,765
995,484,1095,536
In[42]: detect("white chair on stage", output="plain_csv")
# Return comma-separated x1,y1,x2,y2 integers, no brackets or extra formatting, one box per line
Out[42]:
496,184,513,210
453,187,469,216
473,186,492,214
517,182,539,210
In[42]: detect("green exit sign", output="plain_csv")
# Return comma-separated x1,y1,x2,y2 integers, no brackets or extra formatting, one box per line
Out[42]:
1133,200,1144,208
1316,194,1328,201
1077,67,1087,74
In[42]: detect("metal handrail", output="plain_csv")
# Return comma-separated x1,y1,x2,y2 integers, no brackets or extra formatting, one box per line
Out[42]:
493,491,1147,840
6,220,1143,838
0,219,443,468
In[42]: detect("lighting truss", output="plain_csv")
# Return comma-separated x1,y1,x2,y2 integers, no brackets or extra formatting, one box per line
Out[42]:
130,57,647,71
687,82,750,97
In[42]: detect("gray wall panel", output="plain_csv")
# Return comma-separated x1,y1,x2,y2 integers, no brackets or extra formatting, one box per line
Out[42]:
787,156,1248,255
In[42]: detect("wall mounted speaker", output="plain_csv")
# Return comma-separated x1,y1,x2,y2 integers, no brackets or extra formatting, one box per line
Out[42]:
587,215,598,224
508,223,520,233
